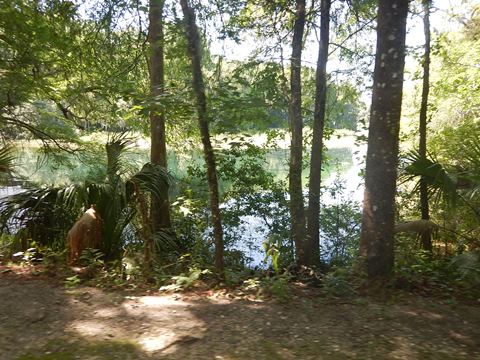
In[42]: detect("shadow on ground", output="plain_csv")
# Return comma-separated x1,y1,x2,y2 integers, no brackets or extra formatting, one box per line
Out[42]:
0,272,479,360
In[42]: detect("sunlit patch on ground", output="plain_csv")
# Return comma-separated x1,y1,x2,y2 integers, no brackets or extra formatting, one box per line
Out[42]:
136,295,191,307
92,306,123,318
138,332,177,352
1,274,479,360
70,319,122,338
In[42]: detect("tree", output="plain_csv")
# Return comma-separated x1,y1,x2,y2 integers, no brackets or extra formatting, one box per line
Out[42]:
306,0,331,266
418,0,432,252
359,0,409,278
149,0,172,234
289,0,307,265
180,0,225,278
0,0,149,146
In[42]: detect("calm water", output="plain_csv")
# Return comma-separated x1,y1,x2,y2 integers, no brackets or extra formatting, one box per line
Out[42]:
3,140,366,266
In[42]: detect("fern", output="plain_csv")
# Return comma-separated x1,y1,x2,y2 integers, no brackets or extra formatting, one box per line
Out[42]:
450,251,480,283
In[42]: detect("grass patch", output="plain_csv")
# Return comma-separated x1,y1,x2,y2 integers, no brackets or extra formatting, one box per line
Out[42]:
18,337,146,360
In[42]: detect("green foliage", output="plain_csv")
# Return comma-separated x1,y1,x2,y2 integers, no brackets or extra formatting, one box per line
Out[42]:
430,8,480,129
263,235,282,273
0,234,17,262
209,61,288,133
320,178,362,266
0,134,171,260
241,273,293,302
323,267,357,297
79,248,105,269
0,145,15,182
400,121,480,253
0,0,151,143
159,267,211,292
450,251,480,284
302,70,364,131
120,247,143,282
64,275,81,288
174,135,292,268
400,151,457,205
0,186,79,250
394,249,457,294
261,274,292,302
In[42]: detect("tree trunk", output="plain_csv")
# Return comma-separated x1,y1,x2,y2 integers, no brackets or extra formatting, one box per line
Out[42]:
306,0,331,267
289,0,307,265
419,0,432,253
180,0,225,278
359,0,409,279
149,0,172,231
133,182,154,279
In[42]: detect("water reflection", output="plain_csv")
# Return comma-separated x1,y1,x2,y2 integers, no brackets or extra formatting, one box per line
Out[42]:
2,140,366,267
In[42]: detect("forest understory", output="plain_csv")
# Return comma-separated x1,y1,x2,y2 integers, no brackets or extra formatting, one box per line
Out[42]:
1,266,479,360
2,0,480,359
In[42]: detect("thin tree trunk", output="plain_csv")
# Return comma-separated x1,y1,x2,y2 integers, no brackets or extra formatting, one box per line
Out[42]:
359,0,409,279
289,0,307,265
180,0,224,278
149,0,172,231
306,0,331,267
134,182,154,279
419,0,432,253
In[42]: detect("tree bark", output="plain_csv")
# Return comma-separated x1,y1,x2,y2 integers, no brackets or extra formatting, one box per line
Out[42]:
289,0,307,265
419,0,432,253
306,0,331,267
149,0,172,231
359,0,409,279
180,0,225,278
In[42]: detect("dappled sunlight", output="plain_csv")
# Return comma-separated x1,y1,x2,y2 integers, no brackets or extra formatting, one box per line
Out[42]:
138,332,177,352
389,336,416,359
401,309,444,320
66,292,208,354
448,330,476,347
134,295,192,307
92,306,123,318
70,319,121,338
1,272,479,359
420,311,444,321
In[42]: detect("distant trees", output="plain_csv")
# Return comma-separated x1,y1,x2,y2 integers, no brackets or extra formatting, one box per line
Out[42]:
8,0,479,282
0,0,147,143
359,0,409,278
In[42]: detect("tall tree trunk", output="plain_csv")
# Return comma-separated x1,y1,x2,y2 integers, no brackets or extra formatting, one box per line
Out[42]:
306,0,331,267
289,0,307,265
180,0,224,278
419,0,432,253
149,0,171,232
359,0,409,279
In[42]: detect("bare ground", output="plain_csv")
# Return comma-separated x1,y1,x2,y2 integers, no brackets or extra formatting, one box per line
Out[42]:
0,268,479,360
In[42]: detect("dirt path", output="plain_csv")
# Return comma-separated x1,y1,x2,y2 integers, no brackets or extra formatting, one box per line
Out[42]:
0,271,479,360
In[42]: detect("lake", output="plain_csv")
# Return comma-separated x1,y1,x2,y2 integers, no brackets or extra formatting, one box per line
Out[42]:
2,134,366,266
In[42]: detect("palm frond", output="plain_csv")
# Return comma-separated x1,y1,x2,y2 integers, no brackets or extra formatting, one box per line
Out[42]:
129,163,172,200
0,145,15,185
105,132,134,182
400,150,457,205
450,251,480,283
0,145,15,174
153,228,179,253
0,187,78,249
459,139,480,200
